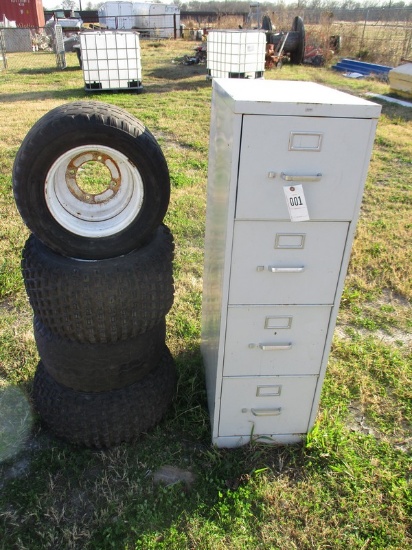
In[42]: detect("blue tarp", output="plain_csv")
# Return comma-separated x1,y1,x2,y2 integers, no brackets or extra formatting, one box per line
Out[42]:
332,58,393,79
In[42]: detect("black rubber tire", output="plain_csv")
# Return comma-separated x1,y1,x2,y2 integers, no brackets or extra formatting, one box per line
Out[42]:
34,316,167,392
22,226,174,344
32,346,177,449
290,16,305,65
13,101,170,260
261,15,273,32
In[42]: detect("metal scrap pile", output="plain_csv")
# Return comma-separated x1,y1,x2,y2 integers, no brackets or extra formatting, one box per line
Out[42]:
31,32,53,52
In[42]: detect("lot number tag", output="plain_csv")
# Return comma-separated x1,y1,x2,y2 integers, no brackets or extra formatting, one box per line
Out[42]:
283,185,310,222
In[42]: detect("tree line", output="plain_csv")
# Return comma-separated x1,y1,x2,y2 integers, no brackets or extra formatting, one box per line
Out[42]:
60,0,412,10
178,1,412,9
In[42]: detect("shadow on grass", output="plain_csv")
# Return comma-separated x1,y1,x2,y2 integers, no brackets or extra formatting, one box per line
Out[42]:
379,98,412,122
0,78,211,104
146,63,208,82
0,345,302,548
16,65,82,75
139,79,211,95
0,88,89,103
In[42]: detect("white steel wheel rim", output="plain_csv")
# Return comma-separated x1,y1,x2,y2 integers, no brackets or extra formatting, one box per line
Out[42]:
45,145,144,238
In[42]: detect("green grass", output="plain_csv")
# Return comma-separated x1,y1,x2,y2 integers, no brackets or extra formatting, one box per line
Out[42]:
75,161,114,195
0,39,411,549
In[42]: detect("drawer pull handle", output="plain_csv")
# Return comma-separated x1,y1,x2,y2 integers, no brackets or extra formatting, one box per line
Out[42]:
259,343,292,351
269,266,305,273
281,172,322,182
251,408,282,417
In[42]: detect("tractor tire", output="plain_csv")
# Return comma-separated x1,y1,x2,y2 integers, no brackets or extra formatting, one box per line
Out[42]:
290,16,305,65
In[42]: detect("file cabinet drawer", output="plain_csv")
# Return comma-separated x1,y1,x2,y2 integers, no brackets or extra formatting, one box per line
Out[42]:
236,115,374,221
228,221,348,305
223,305,331,376
219,375,318,437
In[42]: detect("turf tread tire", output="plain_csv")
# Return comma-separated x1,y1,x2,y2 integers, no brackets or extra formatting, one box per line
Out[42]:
34,316,167,392
32,347,177,449
22,226,174,344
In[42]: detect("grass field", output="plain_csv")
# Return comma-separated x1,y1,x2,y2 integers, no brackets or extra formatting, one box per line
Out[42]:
0,40,411,549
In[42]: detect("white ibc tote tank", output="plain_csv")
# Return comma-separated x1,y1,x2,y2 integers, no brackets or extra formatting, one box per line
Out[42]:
206,30,266,79
80,31,142,92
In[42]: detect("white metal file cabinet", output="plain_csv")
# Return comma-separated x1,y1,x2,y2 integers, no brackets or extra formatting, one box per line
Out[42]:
201,79,381,448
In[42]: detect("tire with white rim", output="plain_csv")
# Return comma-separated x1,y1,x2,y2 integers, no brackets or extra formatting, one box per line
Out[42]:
13,101,170,260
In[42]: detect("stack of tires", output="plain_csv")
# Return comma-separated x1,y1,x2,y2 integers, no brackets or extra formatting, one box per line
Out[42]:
12,102,176,448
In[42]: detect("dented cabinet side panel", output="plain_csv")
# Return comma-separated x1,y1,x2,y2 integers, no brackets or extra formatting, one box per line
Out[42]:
201,83,242,438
